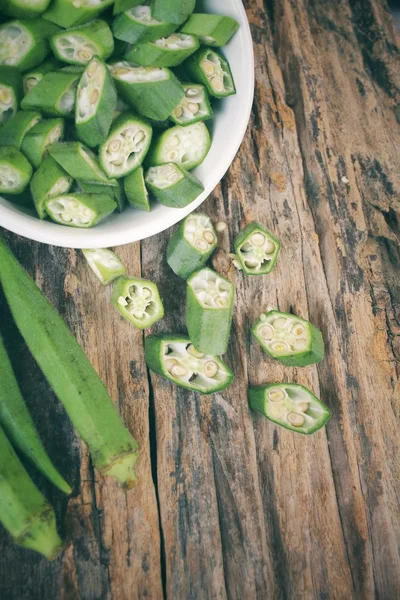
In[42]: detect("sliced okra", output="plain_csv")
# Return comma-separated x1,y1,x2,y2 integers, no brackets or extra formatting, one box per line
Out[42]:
180,14,240,47
248,384,331,435
151,0,196,25
146,121,211,171
145,334,234,394
49,141,110,184
126,33,200,68
23,58,62,96
1,0,52,19
109,61,184,121
0,19,60,72
76,56,118,148
186,267,234,356
0,146,32,195
111,277,164,329
112,5,178,45
76,178,126,212
30,155,73,219
0,67,22,126
50,20,114,66
124,167,150,211
21,70,80,117
21,118,64,168
185,48,236,98
0,111,41,150
171,83,213,126
252,310,324,367
167,213,217,279
99,112,153,179
145,163,203,207
113,0,143,15
43,0,115,29
234,222,280,275
82,249,126,285
45,192,116,228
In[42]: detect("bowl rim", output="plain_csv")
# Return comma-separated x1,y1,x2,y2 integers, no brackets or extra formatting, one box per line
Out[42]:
0,0,254,249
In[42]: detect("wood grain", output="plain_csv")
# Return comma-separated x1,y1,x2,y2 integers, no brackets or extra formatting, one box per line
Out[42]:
0,1,399,598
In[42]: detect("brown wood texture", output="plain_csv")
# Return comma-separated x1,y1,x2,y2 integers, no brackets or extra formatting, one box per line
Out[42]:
0,1,399,598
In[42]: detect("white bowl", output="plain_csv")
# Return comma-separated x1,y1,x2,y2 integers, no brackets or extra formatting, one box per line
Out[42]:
0,0,254,248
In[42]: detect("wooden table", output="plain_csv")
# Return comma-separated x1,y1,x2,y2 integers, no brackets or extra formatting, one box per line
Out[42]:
1,1,399,598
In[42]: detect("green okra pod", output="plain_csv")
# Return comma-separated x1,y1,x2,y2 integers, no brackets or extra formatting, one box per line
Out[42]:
234,221,280,275
1,0,52,19
151,0,196,25
125,33,200,68
43,0,115,29
111,276,164,329
0,424,64,560
252,310,324,367
76,178,126,212
50,20,114,66
248,384,331,434
145,163,204,207
0,111,42,149
109,60,184,121
30,154,73,219
112,5,178,45
145,334,234,393
82,248,126,285
113,0,143,15
0,19,60,72
0,67,22,126
186,267,234,356
45,192,116,227
21,70,80,117
0,334,71,494
185,47,236,98
49,141,110,184
75,56,118,148
167,213,217,279
23,58,62,95
180,14,240,47
21,118,65,168
0,146,32,195
99,112,153,178
146,121,211,171
124,166,150,211
0,238,139,487
171,83,213,126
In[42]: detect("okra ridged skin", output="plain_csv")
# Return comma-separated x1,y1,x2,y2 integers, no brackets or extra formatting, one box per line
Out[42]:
21,118,65,168
50,20,115,66
0,66,23,125
0,111,42,150
180,14,240,47
0,334,71,494
0,19,60,72
0,146,33,194
151,0,196,25
112,8,178,45
125,35,200,68
77,179,126,212
23,58,63,95
43,0,115,28
145,122,211,171
145,163,204,208
0,424,64,560
31,155,73,219
111,276,164,329
45,193,117,228
49,141,110,184
166,216,217,279
185,48,236,98
21,70,80,117
124,166,150,211
1,0,52,19
0,239,140,488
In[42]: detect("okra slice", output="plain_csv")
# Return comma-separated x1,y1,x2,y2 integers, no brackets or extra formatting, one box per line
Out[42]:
109,61,184,121
126,33,200,68
146,121,211,171
45,192,116,228
21,70,80,117
248,384,331,435
145,163,203,207
0,67,22,126
167,213,217,279
43,0,115,29
0,111,41,150
114,0,143,15
145,334,234,394
0,146,32,195
21,118,64,168
113,5,178,45
180,14,240,47
124,166,150,211
50,20,114,66
186,267,234,355
23,58,62,95
76,178,126,212
30,155,73,219
234,222,280,275
99,112,153,178
82,248,126,285
1,0,52,19
0,19,60,73
171,83,213,126
252,310,325,367
111,276,164,329
76,56,118,148
49,141,110,184
151,0,196,25
185,48,236,98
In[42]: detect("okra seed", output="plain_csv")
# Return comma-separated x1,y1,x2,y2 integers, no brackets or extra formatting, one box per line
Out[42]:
25,77,38,92
114,68,129,75
215,221,227,232
271,341,290,353
108,140,121,153
171,364,188,378
215,295,227,307
169,136,180,148
293,324,305,337
273,318,287,329
134,131,145,145
141,287,152,299
251,232,266,247
241,242,253,252
299,402,309,413
268,389,285,402
204,361,218,377
202,61,215,76
196,239,208,251
187,344,204,359
110,157,124,166
292,338,308,351
259,324,274,340
232,260,242,271
90,89,99,105
167,151,178,161
78,49,92,61
186,88,198,98
244,259,259,269
269,404,285,419
287,412,305,427
0,90,12,104
210,77,224,92
265,239,276,254
203,231,215,244
174,107,184,118
88,61,98,77
187,102,199,114
165,359,179,373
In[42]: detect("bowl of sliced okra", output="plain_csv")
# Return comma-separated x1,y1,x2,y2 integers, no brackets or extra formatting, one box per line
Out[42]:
0,0,254,248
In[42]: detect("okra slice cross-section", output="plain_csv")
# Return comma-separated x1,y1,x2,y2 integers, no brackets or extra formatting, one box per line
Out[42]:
45,193,116,228
0,19,60,72
0,111,41,150
0,67,22,126
0,146,32,195
151,0,196,25
21,118,65,168
186,267,234,356
111,276,164,329
112,5,178,45
49,141,110,184
83,249,126,285
21,70,80,117
50,20,114,66
126,33,200,68
180,14,240,47
43,0,115,29
167,213,217,279
145,335,234,393
171,84,213,126
146,122,211,171
252,310,324,367
30,155,73,219
248,384,331,434
234,221,280,275
100,112,153,178
185,48,236,98
145,163,204,208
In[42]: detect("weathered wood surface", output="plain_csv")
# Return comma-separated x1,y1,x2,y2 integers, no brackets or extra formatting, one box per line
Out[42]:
0,1,399,598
